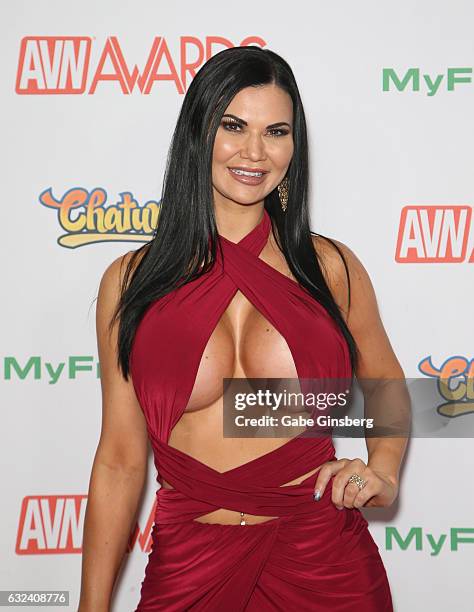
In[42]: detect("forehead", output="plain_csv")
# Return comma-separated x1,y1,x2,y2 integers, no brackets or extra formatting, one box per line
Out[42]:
224,84,293,123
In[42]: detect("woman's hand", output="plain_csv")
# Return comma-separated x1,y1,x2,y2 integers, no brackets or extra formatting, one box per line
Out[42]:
313,458,399,510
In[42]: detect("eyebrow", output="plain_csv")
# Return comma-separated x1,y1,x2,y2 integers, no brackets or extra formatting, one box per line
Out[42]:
222,113,292,130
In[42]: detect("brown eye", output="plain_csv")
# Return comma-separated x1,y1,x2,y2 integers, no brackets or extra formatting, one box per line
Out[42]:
268,128,289,137
221,120,242,132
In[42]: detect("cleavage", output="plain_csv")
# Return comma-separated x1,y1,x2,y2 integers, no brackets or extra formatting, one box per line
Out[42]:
183,288,298,413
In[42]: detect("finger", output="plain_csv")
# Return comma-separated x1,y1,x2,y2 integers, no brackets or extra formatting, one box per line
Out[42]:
313,459,350,502
345,470,381,509
342,466,371,508
343,479,368,508
353,481,378,508
332,459,367,509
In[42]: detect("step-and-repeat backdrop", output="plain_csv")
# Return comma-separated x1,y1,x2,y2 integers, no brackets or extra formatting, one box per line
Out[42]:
2,1,473,610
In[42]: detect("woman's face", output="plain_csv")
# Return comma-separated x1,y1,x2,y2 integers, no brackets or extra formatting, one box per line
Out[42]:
211,84,294,209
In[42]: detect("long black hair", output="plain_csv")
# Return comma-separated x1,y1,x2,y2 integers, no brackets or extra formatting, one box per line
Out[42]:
110,45,359,380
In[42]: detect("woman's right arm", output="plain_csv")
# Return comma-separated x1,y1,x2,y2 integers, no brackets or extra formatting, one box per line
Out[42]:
78,253,149,612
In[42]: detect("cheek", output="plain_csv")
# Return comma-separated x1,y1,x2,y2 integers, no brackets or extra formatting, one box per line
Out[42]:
212,134,238,164
272,140,294,167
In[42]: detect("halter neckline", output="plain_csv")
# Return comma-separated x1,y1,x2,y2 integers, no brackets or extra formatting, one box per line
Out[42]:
217,208,271,255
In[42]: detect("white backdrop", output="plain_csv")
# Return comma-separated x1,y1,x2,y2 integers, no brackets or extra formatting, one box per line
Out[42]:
2,1,473,610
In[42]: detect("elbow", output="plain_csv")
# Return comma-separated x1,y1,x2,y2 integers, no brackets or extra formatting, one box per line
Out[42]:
93,443,148,477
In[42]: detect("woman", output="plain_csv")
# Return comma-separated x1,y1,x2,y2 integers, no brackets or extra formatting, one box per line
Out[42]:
79,46,408,611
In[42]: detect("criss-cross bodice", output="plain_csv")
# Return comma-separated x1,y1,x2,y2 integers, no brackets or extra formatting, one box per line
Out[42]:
129,208,352,523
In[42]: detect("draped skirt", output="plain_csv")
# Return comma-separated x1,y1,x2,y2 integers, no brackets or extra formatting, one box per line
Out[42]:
135,472,393,611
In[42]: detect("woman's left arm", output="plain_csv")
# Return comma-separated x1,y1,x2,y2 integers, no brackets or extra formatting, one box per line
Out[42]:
312,236,410,510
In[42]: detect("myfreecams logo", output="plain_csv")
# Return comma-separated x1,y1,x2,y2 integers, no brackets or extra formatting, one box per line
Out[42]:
383,67,472,95
4,355,101,382
386,527,474,556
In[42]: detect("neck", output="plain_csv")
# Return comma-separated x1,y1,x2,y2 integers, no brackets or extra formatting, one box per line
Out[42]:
214,203,265,243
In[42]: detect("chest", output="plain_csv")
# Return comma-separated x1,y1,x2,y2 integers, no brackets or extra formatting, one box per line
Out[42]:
184,288,299,412
130,265,351,423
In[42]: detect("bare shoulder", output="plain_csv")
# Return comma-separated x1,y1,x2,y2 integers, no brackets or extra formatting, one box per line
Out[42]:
96,244,151,365
99,244,150,301
311,234,364,322
311,234,404,378
311,232,377,321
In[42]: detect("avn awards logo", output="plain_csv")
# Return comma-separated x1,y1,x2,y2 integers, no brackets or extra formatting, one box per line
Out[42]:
16,36,266,95
16,495,156,555
396,206,473,263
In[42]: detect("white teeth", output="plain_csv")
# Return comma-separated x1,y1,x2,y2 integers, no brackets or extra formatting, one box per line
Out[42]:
230,168,263,177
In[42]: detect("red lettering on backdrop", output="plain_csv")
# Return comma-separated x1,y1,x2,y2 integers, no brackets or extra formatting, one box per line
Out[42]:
89,36,143,94
180,37,204,90
90,37,183,94
240,36,267,47
205,36,234,59
136,37,163,92
144,38,183,94
17,35,267,95
204,36,266,59
15,36,91,94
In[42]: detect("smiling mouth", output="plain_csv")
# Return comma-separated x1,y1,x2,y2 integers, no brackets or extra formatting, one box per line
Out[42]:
228,168,267,177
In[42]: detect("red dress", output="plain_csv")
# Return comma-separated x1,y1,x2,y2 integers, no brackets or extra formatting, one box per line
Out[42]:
130,208,393,611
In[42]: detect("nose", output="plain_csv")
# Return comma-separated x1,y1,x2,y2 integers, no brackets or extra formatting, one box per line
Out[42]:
241,131,267,161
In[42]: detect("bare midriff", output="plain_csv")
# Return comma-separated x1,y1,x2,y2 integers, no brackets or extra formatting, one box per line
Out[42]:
162,405,326,525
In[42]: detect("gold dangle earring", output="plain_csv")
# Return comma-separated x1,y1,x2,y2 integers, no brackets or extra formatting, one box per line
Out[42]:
278,176,289,212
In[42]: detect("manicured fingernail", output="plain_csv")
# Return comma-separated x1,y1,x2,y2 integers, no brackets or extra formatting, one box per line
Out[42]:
336,505,343,510
313,490,321,501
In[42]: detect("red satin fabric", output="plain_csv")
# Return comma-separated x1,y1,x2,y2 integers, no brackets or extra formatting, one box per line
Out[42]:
130,208,393,611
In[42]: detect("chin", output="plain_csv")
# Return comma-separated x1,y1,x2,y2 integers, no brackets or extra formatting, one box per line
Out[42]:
228,192,269,206
228,186,273,201
213,182,271,206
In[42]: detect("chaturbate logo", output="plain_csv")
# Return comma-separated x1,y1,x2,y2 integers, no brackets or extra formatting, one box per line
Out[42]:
16,495,156,554
383,68,472,96
15,36,266,95
419,356,474,418
396,206,473,263
40,187,158,248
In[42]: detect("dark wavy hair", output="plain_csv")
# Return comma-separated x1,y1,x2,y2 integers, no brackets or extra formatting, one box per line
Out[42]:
110,45,358,380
